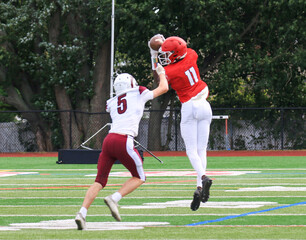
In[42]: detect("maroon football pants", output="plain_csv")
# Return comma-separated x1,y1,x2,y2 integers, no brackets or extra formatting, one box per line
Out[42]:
95,133,145,187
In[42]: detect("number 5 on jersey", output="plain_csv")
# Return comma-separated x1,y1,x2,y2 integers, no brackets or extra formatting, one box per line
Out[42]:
117,94,127,114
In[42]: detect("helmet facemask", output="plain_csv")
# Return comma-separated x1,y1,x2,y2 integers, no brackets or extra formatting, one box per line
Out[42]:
158,50,173,66
158,36,187,66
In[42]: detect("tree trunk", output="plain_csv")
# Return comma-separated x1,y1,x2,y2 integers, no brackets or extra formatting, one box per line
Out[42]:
88,41,111,149
66,11,91,137
162,92,176,150
147,90,172,150
0,28,54,151
54,85,82,149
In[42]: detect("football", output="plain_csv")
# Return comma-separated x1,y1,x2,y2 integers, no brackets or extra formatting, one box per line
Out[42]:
149,35,164,51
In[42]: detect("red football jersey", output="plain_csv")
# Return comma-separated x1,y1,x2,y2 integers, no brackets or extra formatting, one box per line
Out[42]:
164,48,208,103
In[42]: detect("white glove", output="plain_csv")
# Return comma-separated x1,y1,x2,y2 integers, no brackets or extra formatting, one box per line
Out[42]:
148,41,158,58
154,34,165,42
148,34,165,58
156,64,165,76
148,40,158,69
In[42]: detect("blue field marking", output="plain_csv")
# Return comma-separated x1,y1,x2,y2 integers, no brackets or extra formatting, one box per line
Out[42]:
186,201,306,226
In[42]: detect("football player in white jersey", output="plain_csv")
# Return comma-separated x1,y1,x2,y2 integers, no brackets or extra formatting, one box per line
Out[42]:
75,64,168,230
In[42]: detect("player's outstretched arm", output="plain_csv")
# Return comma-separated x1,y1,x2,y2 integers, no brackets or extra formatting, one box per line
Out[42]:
148,34,164,85
152,70,160,85
152,64,168,98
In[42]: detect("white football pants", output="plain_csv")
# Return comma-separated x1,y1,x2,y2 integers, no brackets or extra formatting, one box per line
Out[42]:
180,95,212,187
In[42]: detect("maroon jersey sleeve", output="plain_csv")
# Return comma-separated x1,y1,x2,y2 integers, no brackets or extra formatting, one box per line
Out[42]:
139,86,148,94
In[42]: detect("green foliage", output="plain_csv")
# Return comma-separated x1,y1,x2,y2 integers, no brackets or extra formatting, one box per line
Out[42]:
0,0,112,109
0,0,304,151
200,1,305,107
1,0,305,109
0,87,15,121
112,0,305,108
0,110,15,122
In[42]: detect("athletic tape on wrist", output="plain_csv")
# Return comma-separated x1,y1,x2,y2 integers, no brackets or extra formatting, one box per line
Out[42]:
151,57,158,70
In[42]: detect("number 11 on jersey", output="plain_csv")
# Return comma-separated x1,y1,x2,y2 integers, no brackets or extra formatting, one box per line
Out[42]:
185,67,199,86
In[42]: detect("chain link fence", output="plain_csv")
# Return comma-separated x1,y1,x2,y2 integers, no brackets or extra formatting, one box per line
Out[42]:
0,108,305,152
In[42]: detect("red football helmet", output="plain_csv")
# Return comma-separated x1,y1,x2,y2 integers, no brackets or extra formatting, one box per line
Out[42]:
158,36,187,65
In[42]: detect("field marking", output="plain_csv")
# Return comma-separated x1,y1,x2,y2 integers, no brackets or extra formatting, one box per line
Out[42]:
0,171,38,177
1,195,305,200
3,168,306,170
105,170,261,177
188,225,306,227
227,186,306,191
121,201,278,209
1,220,169,231
1,177,306,182
0,200,305,208
0,179,208,190
2,214,306,217
2,183,306,187
1,201,290,209
0,185,92,190
1,189,306,193
185,201,306,226
2,219,305,232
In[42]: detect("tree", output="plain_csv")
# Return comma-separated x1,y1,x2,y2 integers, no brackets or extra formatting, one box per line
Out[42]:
114,0,305,149
1,0,304,151
0,0,113,150
198,0,306,108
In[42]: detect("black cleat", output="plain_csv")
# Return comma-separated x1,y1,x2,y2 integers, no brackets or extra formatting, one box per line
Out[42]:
201,176,212,203
190,189,201,211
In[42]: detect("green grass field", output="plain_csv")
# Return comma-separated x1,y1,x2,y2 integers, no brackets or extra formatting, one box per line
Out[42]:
0,154,305,239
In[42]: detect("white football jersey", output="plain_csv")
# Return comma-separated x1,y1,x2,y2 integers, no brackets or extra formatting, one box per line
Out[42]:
106,86,153,137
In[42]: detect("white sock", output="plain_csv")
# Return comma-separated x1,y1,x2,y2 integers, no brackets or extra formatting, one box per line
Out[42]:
80,207,87,218
111,192,122,203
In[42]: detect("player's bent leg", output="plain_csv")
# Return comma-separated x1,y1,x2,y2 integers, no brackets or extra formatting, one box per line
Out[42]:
81,182,103,209
118,177,145,197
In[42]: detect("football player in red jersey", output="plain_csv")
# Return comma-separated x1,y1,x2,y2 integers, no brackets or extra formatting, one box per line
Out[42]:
75,64,168,230
149,35,213,211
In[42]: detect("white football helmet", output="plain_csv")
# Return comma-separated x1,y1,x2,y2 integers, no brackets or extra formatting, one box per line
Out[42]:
113,73,138,96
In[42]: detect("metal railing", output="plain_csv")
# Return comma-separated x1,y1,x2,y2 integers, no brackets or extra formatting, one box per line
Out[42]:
0,107,305,152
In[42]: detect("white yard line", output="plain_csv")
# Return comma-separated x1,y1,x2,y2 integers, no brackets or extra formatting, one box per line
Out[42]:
4,168,306,171
1,214,306,217
1,196,306,199
1,177,306,180
1,183,306,186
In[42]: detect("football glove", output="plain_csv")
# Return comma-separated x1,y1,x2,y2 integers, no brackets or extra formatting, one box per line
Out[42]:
148,34,165,57
156,64,165,76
